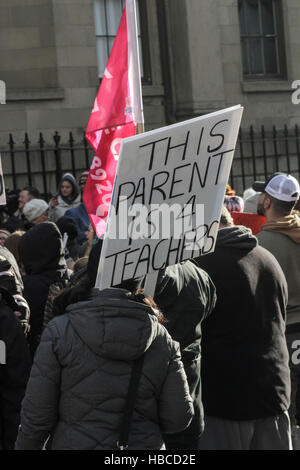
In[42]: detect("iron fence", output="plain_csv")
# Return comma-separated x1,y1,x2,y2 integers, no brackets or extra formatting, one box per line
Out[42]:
0,131,94,200
230,124,300,194
1,125,300,200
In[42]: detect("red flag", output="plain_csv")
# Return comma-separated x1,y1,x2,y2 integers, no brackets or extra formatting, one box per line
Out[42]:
84,0,143,237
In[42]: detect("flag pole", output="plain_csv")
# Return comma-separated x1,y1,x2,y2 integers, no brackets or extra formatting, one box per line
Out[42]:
128,1,159,296
136,123,144,134
127,0,144,132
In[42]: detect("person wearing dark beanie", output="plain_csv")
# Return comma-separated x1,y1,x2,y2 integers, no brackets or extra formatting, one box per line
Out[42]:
18,222,69,357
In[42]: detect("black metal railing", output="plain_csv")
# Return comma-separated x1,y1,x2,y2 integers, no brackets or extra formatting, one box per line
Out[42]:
1,125,300,199
230,124,300,194
1,131,94,199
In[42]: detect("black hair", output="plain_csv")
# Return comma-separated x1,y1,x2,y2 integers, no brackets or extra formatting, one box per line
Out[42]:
22,186,40,199
52,274,142,316
52,273,92,316
52,279,165,324
127,288,166,324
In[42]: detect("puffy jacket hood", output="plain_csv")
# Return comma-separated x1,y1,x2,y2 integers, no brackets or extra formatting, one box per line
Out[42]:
66,288,159,361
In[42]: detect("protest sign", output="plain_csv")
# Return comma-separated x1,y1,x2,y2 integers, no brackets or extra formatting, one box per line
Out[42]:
0,155,6,206
96,105,243,290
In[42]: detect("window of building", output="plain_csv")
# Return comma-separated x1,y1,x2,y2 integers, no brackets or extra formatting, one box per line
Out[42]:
238,0,286,79
93,0,151,83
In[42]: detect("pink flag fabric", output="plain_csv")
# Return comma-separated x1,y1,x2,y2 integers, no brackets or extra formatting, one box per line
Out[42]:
84,0,143,237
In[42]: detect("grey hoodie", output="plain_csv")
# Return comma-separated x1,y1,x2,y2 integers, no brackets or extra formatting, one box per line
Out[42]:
49,173,81,223
15,288,193,450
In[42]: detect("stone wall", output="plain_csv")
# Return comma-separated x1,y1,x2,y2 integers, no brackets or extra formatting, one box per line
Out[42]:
0,0,167,148
0,0,299,154
167,0,300,129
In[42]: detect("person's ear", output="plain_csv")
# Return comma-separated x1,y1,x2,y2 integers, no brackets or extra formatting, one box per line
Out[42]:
264,196,271,210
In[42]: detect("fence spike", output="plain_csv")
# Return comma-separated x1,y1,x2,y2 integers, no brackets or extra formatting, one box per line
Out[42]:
53,131,61,146
24,132,30,146
69,131,74,146
39,132,45,146
8,133,15,147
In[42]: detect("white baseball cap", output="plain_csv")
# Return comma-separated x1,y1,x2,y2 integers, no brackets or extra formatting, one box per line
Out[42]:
252,173,300,202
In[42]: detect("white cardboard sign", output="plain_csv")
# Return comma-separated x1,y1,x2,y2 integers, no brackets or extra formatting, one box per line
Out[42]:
0,154,6,206
96,105,243,290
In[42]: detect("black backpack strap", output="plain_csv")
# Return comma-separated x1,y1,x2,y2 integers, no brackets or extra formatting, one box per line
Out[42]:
117,354,145,450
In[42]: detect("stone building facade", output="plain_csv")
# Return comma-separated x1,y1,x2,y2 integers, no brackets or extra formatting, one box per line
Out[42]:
0,0,299,192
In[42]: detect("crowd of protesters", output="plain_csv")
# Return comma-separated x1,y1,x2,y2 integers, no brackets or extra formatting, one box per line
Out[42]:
0,170,300,450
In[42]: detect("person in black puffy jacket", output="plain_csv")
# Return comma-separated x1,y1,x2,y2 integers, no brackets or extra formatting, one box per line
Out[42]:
15,241,194,450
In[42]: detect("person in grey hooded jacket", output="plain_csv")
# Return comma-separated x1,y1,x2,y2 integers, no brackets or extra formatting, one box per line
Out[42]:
15,241,194,450
49,173,81,223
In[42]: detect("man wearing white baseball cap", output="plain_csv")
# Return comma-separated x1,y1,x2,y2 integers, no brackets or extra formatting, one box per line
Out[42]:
253,172,300,449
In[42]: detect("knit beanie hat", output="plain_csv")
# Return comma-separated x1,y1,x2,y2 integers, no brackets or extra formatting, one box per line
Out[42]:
23,199,49,223
0,229,10,237
56,216,78,241
224,195,244,213
79,170,89,185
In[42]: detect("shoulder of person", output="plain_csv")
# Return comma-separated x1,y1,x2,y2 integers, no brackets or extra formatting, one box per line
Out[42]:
252,243,288,284
65,206,77,216
39,313,72,358
152,322,181,355
257,230,291,247
73,194,81,205
47,312,70,336
56,195,67,205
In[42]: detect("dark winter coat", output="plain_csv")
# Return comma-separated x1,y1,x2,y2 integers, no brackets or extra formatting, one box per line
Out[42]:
0,288,31,450
154,261,216,449
18,222,69,357
0,246,30,334
194,225,291,421
15,288,194,450
65,203,90,245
